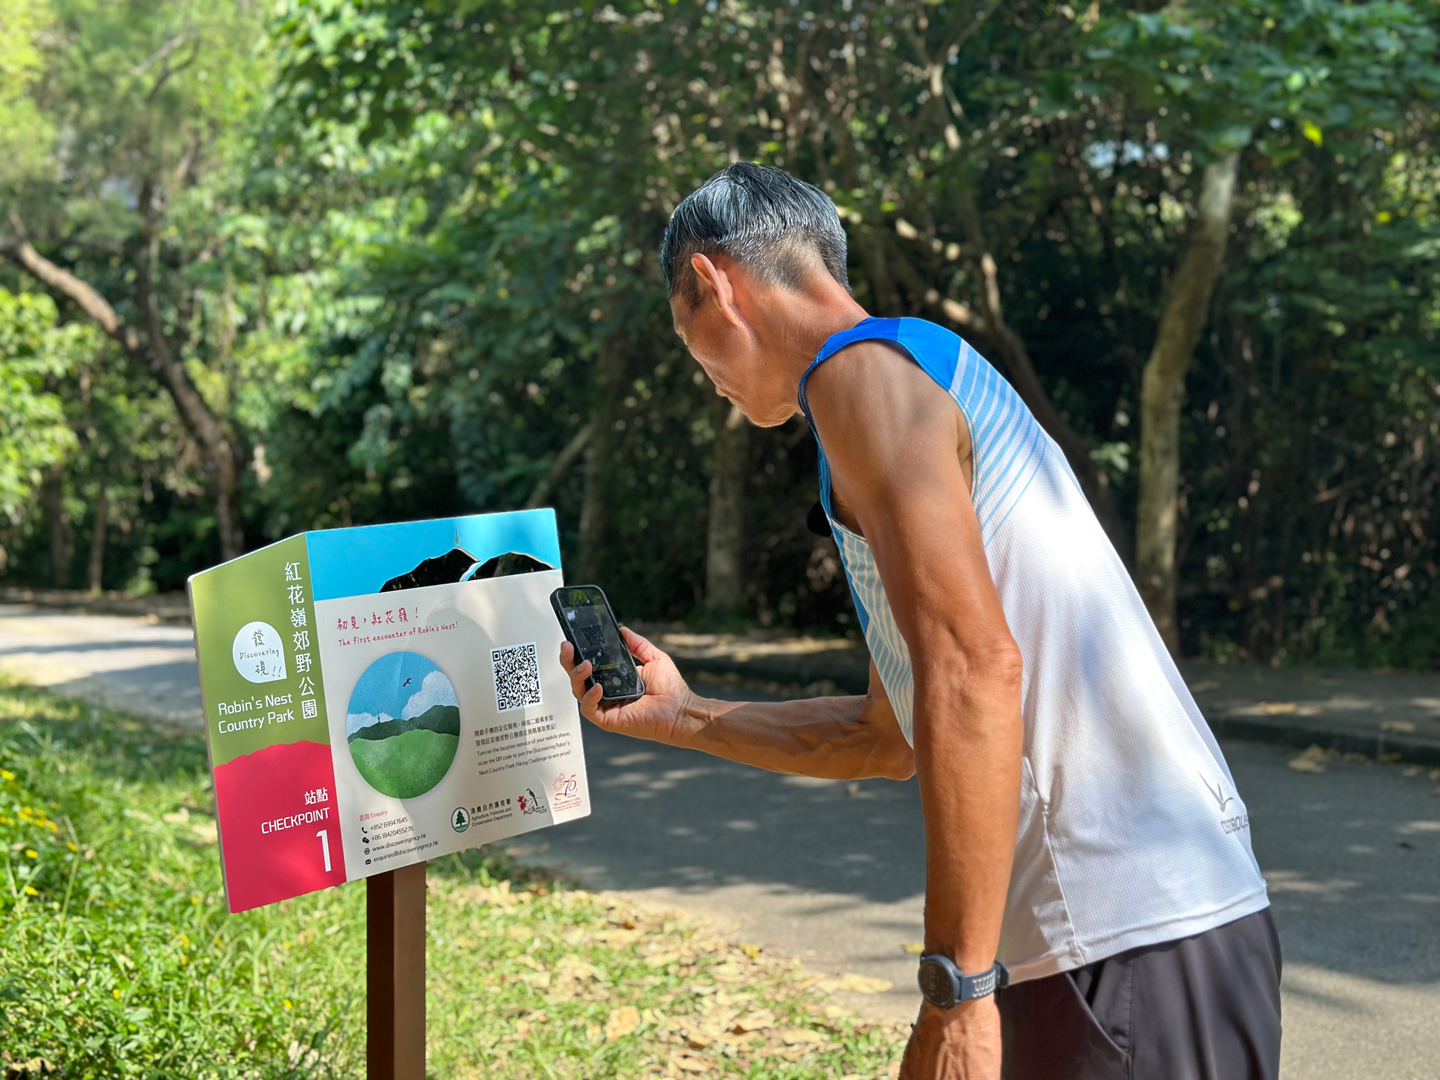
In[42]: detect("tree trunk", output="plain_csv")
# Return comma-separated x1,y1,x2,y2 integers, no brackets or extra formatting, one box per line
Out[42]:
1136,154,1239,653
706,398,749,614
857,226,902,315
576,439,605,584
525,423,593,510
576,333,628,583
43,467,72,588
1,227,246,563
87,487,108,594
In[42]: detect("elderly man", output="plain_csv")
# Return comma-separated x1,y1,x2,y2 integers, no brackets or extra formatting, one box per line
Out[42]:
560,163,1280,1080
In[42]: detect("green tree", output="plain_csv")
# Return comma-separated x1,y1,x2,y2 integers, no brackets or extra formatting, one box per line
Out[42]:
263,0,1440,663
0,289,89,575
0,0,54,185
1,0,271,562
1086,0,1440,649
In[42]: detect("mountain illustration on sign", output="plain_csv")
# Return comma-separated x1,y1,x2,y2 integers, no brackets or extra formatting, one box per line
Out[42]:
346,652,460,799
379,548,554,592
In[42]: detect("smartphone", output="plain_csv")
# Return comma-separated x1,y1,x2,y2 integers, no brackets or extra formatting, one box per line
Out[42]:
550,585,645,702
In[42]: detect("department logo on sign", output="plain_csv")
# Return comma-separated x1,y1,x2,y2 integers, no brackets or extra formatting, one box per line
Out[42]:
551,771,583,812
232,621,286,684
451,806,470,833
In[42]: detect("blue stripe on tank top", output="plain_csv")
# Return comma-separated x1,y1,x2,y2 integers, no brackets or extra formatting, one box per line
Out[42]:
797,317,1045,548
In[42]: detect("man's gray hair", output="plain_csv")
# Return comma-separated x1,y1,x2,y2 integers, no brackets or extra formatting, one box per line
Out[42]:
661,162,850,306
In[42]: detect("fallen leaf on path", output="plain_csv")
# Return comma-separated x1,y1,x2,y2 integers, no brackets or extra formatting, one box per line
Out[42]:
730,1010,776,1033
1189,680,1222,693
1256,701,1323,716
671,1052,714,1073
190,820,218,844
555,956,604,982
901,942,925,954
739,943,762,959
605,1005,640,1042
1288,745,1336,773
779,1028,828,1045
1380,720,1417,733
823,973,894,993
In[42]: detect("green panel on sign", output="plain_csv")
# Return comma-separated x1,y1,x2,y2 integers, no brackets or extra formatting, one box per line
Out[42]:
189,535,331,768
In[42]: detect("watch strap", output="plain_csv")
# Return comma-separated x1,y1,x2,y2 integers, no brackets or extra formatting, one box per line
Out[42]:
958,960,1009,1001
917,955,1009,1008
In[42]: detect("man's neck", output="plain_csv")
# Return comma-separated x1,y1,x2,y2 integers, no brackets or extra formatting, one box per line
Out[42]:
755,277,871,400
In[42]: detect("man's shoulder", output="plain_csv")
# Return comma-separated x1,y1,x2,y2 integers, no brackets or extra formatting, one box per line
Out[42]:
819,318,966,386
805,333,970,473
805,334,934,404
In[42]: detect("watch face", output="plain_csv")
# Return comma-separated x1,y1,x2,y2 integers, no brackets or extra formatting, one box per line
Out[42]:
918,958,954,1008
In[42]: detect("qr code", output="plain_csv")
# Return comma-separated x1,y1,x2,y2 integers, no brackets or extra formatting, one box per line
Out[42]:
492,641,543,712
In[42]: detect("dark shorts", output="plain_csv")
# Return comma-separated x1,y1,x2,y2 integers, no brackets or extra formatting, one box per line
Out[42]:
997,908,1282,1080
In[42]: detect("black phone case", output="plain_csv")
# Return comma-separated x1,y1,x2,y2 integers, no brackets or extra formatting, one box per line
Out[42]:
550,584,645,703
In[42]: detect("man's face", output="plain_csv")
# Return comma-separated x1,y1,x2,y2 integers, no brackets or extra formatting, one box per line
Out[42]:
669,264,799,428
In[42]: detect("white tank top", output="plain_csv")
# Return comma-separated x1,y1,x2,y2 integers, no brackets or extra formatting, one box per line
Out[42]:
799,318,1268,983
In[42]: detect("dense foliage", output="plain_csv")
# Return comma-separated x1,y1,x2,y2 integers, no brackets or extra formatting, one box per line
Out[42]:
2,0,1439,666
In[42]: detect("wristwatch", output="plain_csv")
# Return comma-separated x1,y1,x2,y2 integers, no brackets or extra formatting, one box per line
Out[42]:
917,955,1009,1009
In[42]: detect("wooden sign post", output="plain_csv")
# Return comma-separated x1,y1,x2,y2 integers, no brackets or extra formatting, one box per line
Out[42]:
368,863,427,1080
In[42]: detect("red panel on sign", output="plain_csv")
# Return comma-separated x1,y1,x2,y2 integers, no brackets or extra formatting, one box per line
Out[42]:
213,740,347,912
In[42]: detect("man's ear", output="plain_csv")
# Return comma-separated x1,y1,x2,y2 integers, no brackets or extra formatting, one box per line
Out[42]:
690,252,744,329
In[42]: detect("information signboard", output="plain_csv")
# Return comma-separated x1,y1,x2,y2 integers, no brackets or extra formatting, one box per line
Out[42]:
189,510,589,913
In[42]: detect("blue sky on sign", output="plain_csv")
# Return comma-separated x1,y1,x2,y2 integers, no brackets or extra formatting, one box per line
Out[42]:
345,651,457,738
306,509,562,602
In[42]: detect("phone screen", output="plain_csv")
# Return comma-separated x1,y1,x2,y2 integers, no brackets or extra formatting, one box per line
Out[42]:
550,585,644,701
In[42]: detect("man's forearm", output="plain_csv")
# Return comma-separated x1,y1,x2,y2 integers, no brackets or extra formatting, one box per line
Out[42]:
913,651,1024,974
677,692,914,781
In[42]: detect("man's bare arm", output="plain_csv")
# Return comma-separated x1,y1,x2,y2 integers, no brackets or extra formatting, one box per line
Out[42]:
806,340,1023,976
562,635,915,781
678,660,915,780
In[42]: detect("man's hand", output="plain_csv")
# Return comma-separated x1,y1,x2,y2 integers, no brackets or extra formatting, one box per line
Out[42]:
900,1000,1002,1080
559,627,698,746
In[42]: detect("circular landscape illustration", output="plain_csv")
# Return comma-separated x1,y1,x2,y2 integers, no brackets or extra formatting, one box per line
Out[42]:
346,652,460,799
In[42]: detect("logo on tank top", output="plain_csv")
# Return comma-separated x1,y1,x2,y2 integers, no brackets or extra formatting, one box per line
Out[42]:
1200,774,1234,811
1201,773,1250,835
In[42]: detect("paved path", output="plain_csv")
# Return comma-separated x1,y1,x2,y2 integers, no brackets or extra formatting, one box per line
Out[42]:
0,605,202,724
2,605,1439,1077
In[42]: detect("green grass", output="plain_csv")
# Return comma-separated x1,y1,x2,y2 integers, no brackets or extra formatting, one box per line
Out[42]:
0,680,907,1078
348,728,458,799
